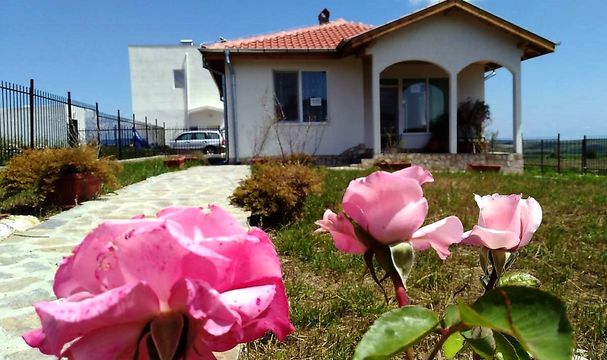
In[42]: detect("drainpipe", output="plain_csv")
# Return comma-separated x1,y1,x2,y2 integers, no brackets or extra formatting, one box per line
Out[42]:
225,49,240,163
202,57,229,164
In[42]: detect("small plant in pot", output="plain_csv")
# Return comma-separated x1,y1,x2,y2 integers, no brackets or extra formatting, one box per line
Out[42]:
0,146,120,213
457,99,491,153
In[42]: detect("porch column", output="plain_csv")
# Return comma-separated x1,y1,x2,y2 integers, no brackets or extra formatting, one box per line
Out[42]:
372,67,381,154
513,67,522,154
449,72,458,154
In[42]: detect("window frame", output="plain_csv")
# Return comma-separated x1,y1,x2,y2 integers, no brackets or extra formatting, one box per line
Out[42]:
399,77,448,133
273,70,328,123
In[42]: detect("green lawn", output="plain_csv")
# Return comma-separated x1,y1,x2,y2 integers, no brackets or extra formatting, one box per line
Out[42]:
246,169,607,359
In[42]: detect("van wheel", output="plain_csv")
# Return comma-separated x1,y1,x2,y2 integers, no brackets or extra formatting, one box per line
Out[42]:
203,146,217,155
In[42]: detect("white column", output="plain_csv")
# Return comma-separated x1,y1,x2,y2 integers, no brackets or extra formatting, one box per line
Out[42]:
372,67,381,155
449,72,458,154
513,68,522,154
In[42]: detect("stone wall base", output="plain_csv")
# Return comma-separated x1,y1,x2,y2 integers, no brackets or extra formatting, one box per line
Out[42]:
361,152,524,174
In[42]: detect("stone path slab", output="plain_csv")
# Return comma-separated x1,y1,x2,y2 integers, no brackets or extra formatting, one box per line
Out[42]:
0,165,250,359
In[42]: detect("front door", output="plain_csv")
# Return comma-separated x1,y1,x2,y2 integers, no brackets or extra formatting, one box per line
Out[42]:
380,86,399,150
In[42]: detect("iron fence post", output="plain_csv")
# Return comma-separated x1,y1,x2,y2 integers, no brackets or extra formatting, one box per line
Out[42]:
117,110,122,160
95,102,101,145
67,91,78,147
557,133,561,173
163,122,166,153
582,135,587,174
29,79,34,148
132,114,137,158
540,140,544,174
144,116,149,145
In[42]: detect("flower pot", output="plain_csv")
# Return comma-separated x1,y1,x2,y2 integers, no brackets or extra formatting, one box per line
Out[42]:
164,155,186,168
50,173,101,207
466,164,502,172
376,161,412,172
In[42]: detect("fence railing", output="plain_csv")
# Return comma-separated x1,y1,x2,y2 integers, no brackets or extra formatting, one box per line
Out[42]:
0,79,169,164
523,134,607,174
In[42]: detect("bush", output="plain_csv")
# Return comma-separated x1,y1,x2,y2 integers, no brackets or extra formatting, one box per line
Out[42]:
0,146,120,214
230,163,324,227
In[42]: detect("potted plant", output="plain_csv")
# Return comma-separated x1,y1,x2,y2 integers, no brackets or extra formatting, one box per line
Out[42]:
457,99,491,153
0,146,120,212
164,155,186,168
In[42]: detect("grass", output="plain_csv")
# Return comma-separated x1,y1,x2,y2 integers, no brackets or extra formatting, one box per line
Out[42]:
245,169,607,359
114,157,205,188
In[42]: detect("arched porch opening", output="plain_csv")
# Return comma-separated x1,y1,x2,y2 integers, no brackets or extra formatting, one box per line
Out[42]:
379,60,450,152
457,60,519,153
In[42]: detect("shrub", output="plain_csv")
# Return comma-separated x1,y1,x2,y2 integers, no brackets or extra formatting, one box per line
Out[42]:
0,146,120,213
230,163,324,227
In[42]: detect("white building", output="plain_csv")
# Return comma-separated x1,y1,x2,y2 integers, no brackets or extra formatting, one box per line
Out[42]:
128,43,224,131
201,0,556,164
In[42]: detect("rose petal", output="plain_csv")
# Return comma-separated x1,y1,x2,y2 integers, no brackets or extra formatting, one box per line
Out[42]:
207,281,294,352
462,225,521,250
206,228,285,293
25,282,158,356
53,219,161,298
476,194,522,233
157,205,247,238
220,285,276,324
393,165,434,186
409,216,464,259
168,279,239,337
61,322,142,360
343,172,427,244
315,209,366,254
519,196,542,248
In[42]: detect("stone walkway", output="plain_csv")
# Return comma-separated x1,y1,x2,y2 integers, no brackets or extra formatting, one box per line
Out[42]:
0,165,250,359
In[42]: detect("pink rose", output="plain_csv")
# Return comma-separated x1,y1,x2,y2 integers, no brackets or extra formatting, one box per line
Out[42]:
462,194,542,250
316,166,463,260
23,206,294,359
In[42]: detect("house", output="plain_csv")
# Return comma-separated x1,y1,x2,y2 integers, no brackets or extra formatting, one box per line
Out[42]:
129,42,224,132
200,0,555,165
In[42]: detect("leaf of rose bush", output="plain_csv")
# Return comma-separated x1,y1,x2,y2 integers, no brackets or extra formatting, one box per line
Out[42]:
389,242,415,289
493,332,531,360
458,286,573,360
462,327,496,359
497,272,541,288
353,306,439,360
442,331,465,359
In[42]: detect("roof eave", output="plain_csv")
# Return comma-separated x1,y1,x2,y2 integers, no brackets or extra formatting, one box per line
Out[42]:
341,0,556,58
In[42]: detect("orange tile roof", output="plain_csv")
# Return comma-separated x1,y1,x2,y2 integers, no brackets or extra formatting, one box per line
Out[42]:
204,19,374,51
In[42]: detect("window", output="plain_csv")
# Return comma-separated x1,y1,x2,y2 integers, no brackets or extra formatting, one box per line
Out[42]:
402,78,448,133
205,132,220,140
173,69,185,88
274,70,327,122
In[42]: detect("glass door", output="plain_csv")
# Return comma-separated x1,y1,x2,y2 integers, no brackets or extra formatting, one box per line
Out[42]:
380,85,399,150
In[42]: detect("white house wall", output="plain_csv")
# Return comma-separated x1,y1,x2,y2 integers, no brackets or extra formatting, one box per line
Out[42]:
457,64,485,103
189,108,223,129
128,46,223,130
226,57,365,160
366,12,523,75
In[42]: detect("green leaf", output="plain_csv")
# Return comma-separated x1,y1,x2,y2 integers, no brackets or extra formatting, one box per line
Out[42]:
494,332,531,360
462,327,496,359
490,249,509,278
442,331,465,359
442,304,461,328
389,242,415,289
353,306,439,360
498,272,541,288
458,286,573,360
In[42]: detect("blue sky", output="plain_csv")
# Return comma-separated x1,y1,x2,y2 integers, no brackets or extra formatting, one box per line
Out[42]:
1,0,605,139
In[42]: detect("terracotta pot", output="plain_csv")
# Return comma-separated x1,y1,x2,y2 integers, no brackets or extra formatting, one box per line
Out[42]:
376,161,412,172
51,173,101,207
467,164,502,172
164,155,186,168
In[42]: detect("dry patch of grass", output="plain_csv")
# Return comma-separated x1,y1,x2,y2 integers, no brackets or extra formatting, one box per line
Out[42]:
245,170,607,359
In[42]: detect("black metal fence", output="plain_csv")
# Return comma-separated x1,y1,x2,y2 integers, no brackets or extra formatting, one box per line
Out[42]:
523,134,607,174
0,79,169,164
